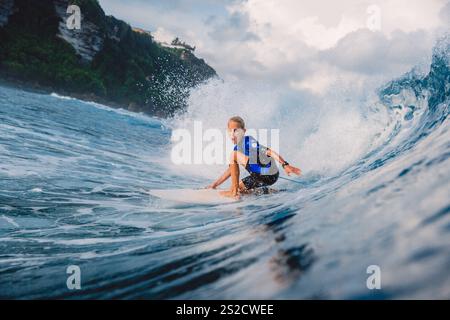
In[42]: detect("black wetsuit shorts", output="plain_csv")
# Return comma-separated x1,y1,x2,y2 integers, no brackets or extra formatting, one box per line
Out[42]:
241,166,279,190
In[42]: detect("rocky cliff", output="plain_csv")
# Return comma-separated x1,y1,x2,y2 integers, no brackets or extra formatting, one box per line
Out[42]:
0,0,217,116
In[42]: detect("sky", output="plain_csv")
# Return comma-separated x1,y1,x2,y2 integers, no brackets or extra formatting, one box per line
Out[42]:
98,0,450,95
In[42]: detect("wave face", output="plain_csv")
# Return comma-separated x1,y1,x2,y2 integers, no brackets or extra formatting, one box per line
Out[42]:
0,37,449,299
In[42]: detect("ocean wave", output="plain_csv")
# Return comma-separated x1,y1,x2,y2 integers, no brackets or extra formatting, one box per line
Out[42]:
0,35,448,299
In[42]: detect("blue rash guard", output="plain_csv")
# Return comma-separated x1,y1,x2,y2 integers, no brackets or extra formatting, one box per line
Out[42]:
233,136,278,176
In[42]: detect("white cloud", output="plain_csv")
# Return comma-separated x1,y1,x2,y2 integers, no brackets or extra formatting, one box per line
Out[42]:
232,0,366,50
320,29,435,76
99,0,449,95
225,0,447,93
377,0,447,34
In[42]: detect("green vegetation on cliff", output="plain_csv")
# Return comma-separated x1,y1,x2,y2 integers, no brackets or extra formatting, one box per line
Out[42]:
0,0,216,116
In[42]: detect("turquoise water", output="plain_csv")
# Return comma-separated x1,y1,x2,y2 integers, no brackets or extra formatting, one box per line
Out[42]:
0,42,449,299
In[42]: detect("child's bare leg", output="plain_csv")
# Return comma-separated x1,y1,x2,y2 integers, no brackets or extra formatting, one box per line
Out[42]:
220,151,246,198
229,162,239,196
220,162,240,198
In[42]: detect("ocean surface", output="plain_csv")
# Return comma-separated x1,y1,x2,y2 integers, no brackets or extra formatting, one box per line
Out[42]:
0,40,449,299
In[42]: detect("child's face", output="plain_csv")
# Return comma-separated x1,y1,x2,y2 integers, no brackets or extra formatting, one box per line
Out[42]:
227,121,245,144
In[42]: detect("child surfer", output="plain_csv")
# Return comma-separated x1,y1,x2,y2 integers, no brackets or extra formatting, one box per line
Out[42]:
207,116,301,198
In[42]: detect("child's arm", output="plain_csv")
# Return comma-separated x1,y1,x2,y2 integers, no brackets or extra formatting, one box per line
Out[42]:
267,148,301,176
206,167,231,189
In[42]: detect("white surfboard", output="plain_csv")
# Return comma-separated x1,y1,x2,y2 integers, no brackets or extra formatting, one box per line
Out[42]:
149,188,239,205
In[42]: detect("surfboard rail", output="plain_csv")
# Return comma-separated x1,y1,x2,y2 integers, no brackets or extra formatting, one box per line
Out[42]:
148,188,239,205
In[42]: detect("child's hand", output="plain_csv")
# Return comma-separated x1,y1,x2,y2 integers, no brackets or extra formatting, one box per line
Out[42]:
206,183,217,189
284,165,301,176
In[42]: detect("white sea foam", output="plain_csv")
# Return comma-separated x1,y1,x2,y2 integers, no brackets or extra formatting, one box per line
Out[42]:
50,92,75,100
168,78,391,179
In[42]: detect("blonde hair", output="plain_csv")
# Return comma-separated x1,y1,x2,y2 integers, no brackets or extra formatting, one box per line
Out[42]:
228,116,245,129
